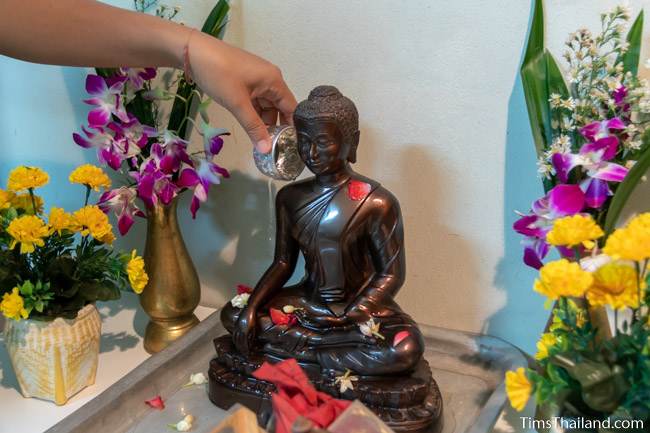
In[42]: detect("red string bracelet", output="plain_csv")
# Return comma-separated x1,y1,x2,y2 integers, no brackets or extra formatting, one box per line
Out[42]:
183,28,196,84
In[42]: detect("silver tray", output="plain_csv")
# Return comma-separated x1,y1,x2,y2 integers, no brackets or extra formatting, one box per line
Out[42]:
47,311,528,433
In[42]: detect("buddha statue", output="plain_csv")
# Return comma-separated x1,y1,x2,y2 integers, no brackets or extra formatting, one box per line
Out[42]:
209,86,442,432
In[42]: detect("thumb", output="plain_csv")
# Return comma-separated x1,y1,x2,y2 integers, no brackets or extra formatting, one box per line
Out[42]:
230,98,272,153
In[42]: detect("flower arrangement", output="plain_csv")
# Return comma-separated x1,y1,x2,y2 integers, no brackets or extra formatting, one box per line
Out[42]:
72,0,231,236
0,165,148,321
515,1,650,269
505,213,649,426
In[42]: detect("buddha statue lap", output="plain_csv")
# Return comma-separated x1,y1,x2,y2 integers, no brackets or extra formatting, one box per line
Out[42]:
209,86,442,432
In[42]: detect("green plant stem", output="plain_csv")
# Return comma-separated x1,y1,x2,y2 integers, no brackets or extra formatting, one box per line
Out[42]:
614,308,618,336
28,188,37,214
84,185,91,207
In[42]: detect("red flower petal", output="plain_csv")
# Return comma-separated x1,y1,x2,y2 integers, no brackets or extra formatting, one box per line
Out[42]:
270,308,290,326
145,395,165,410
236,284,253,295
393,331,410,347
347,180,371,201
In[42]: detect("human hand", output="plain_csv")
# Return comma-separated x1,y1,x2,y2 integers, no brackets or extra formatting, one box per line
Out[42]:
233,305,257,355
189,32,297,153
295,309,349,331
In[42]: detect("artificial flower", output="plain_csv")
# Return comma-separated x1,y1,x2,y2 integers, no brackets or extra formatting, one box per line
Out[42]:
69,164,112,191
144,395,165,410
358,318,385,340
7,166,49,192
534,333,557,360
183,372,208,387
7,215,49,254
348,180,371,201
10,193,44,215
47,207,78,236
0,188,14,209
533,259,593,300
127,250,148,294
270,308,297,327
98,186,144,235
230,293,250,309
169,414,194,432
546,214,604,248
73,205,114,243
334,369,358,393
83,74,129,127
393,330,410,347
587,263,645,310
1,287,29,321
505,368,532,412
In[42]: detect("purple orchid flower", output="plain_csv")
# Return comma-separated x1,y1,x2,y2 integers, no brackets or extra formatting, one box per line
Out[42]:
177,160,230,218
151,131,192,174
552,119,629,209
132,159,179,209
613,86,628,108
73,126,128,170
98,186,144,235
514,184,586,269
120,67,156,91
83,75,130,127
108,116,157,156
201,122,229,156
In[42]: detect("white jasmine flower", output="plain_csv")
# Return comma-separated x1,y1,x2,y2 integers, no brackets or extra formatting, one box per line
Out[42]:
230,293,250,309
537,158,554,180
183,372,208,387
551,135,572,153
358,318,385,340
548,93,562,108
560,98,576,110
334,370,358,393
169,415,195,432
282,305,296,314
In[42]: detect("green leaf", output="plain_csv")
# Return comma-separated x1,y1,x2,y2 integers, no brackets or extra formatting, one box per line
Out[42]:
620,11,644,75
35,300,44,313
523,0,544,66
603,131,650,236
201,0,230,37
19,280,33,296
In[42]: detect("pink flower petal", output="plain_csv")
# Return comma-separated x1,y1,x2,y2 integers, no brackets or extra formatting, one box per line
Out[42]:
145,395,165,410
393,331,410,347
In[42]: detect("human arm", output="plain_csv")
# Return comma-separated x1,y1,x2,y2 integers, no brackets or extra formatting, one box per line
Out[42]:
0,0,296,151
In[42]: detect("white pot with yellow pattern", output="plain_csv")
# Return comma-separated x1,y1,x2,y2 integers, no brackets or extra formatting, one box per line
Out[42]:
3,304,101,405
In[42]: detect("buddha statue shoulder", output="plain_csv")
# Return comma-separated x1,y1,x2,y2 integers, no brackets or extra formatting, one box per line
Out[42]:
211,86,442,432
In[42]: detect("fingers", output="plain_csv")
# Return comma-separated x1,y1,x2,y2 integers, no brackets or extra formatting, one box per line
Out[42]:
254,98,279,127
267,78,297,126
228,91,272,153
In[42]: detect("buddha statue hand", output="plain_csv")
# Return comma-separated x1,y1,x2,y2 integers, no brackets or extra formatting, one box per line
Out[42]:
233,305,257,355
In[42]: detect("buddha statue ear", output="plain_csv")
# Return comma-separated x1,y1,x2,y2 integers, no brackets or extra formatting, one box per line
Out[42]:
348,130,361,163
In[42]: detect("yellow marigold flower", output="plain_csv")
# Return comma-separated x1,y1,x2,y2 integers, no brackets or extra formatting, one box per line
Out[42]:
587,263,645,310
11,193,44,215
546,214,604,249
1,287,29,321
69,164,111,191
7,166,49,192
7,215,49,254
73,205,114,243
48,207,78,236
127,250,149,294
505,367,532,412
603,214,650,261
534,259,593,300
535,333,557,360
0,188,14,209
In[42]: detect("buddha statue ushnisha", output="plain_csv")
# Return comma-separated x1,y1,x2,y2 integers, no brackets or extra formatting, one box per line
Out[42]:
209,86,442,432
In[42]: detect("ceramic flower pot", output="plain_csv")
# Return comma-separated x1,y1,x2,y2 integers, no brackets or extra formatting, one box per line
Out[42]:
3,304,101,405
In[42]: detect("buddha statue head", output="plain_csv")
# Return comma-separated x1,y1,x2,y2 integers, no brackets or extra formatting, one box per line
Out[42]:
293,86,361,175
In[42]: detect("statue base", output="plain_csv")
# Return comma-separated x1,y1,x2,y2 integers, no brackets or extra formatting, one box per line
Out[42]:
208,336,443,432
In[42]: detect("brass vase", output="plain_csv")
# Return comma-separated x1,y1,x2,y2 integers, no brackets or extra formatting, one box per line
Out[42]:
140,198,200,353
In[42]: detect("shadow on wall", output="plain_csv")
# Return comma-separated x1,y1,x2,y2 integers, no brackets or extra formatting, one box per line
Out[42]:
486,0,547,355
396,144,481,331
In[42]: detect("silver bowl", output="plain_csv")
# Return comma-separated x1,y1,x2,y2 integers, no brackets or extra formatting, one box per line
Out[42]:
253,125,305,181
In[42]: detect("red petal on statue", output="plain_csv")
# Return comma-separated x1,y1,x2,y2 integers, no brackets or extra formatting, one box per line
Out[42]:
347,180,371,201
236,284,253,295
393,330,410,347
270,308,290,325
144,395,165,410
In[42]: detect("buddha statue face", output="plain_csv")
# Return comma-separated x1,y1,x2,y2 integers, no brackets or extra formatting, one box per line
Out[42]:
293,85,360,177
